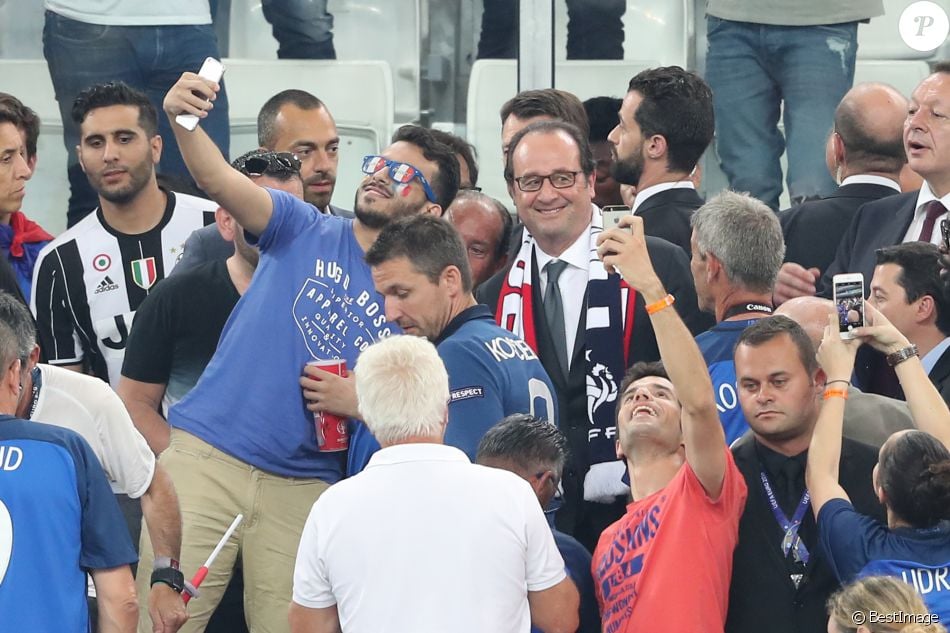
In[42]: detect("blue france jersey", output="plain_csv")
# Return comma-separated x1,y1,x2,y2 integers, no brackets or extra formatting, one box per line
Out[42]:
171,190,398,479
696,320,759,445
819,499,950,621
0,416,136,632
348,306,557,472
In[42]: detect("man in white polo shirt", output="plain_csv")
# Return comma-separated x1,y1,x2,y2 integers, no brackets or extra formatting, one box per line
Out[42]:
290,335,579,633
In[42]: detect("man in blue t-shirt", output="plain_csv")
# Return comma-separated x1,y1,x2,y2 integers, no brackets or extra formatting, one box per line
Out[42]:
476,414,599,633
160,73,460,632
348,214,557,471
0,320,137,632
690,191,785,444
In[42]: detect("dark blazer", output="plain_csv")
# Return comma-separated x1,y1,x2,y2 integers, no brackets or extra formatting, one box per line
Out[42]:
726,437,883,633
634,187,703,256
930,345,950,406
781,182,900,275
476,233,708,550
818,191,918,297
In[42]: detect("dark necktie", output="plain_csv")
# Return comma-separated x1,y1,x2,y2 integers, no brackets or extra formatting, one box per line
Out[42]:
917,200,947,243
780,458,803,516
543,260,569,376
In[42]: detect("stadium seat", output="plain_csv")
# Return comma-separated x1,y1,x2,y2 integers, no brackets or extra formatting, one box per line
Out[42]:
1,60,68,234
0,2,44,59
230,121,379,210
552,0,691,67
854,59,933,96
228,0,420,122
858,0,941,60
465,59,654,204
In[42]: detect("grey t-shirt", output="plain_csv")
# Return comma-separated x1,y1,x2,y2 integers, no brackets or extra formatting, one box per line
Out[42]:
706,0,884,26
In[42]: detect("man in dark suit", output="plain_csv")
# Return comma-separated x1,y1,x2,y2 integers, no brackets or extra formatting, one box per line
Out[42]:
726,317,882,633
476,119,707,551
777,82,907,301
606,66,714,256
176,88,353,273
868,242,950,405
776,64,950,302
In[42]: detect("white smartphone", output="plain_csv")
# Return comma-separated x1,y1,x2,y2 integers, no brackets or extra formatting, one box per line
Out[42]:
832,273,865,339
602,205,632,229
175,57,225,132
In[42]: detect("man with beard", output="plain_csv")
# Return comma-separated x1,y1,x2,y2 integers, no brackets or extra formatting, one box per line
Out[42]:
150,70,458,633
607,66,714,256
31,82,216,388
175,89,351,273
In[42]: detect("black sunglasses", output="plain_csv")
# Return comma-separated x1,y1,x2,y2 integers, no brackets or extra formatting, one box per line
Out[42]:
233,151,301,178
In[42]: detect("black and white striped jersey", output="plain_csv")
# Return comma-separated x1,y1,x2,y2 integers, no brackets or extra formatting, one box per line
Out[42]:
31,190,216,388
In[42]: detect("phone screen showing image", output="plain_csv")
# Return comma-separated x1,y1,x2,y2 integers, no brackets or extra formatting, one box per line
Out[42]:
834,280,865,335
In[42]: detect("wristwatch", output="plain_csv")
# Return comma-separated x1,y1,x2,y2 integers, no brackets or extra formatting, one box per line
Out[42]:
886,344,919,367
151,557,185,593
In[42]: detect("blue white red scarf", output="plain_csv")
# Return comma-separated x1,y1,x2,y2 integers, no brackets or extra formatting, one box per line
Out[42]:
495,210,635,501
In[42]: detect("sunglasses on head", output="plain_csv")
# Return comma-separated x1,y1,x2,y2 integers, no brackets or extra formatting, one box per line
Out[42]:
361,155,437,203
233,151,301,179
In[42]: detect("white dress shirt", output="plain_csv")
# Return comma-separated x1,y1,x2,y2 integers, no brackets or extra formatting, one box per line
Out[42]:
902,181,950,245
839,174,901,192
631,180,695,214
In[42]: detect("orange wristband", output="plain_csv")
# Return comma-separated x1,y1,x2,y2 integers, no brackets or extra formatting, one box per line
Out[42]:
645,294,675,315
823,388,849,401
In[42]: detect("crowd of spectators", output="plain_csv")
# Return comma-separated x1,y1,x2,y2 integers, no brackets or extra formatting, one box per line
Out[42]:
0,6,949,633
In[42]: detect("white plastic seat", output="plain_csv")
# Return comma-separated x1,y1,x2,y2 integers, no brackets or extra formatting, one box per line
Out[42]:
853,59,933,96
230,121,378,209
221,58,394,134
0,3,45,59
228,0,419,122
858,0,940,60
465,59,655,203
552,0,691,67
1,60,68,234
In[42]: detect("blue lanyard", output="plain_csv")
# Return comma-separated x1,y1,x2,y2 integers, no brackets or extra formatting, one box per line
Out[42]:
27,366,42,419
759,471,811,565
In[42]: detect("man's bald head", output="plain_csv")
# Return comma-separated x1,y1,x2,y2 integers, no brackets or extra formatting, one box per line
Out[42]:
775,296,836,349
833,83,908,176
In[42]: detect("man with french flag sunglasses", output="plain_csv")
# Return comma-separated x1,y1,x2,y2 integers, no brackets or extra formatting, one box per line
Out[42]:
153,72,460,633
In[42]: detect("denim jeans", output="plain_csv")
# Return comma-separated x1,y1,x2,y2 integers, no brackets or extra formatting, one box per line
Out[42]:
704,17,857,210
43,11,230,227
261,0,335,59
478,0,625,60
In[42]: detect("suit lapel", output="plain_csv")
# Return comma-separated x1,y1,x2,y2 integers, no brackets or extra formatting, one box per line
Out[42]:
929,346,950,385
889,194,919,243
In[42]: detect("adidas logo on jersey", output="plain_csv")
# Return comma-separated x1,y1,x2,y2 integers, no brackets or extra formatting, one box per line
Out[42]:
94,276,119,295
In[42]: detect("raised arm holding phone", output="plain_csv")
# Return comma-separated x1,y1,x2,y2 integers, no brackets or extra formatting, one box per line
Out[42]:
162,71,273,235
590,214,747,633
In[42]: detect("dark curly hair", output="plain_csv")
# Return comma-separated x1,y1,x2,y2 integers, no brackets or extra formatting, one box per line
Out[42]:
879,430,950,528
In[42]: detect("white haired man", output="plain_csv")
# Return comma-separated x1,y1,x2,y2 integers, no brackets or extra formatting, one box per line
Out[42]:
290,335,579,633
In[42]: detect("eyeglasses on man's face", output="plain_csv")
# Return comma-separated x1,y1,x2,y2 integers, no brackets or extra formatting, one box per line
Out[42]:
361,155,438,203
513,170,582,193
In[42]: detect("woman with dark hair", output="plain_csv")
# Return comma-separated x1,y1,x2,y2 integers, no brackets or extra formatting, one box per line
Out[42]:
806,302,950,621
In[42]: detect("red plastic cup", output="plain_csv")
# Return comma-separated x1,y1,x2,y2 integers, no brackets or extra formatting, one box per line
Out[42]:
306,359,349,452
